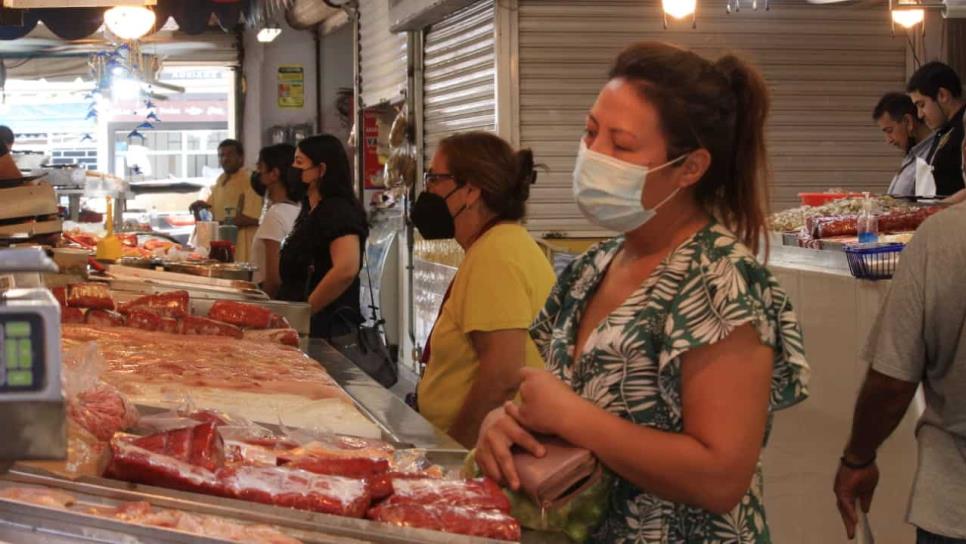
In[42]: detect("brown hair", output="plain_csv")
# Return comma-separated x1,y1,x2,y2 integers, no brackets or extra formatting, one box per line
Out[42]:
609,41,771,254
437,131,537,221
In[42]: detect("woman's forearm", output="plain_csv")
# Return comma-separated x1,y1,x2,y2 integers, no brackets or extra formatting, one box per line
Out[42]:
562,402,757,514
308,271,356,314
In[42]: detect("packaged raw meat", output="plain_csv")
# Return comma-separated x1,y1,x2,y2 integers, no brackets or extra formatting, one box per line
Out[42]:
51,286,68,307
243,328,300,347
0,487,77,508
61,307,86,324
1,489,302,544
280,455,389,480
66,421,113,477
208,300,275,329
63,343,139,442
180,316,243,339
131,421,226,471
106,436,224,495
119,291,190,319
217,465,372,518
67,283,116,310
125,308,162,331
85,309,127,328
160,317,180,334
384,478,511,513
368,503,521,541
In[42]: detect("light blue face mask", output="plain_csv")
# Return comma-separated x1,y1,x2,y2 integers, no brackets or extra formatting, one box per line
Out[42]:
572,140,688,232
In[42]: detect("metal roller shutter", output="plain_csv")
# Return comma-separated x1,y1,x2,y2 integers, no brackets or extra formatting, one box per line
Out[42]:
359,0,408,106
423,0,496,162
519,0,906,236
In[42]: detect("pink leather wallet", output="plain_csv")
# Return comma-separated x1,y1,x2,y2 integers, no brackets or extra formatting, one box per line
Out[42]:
512,435,602,508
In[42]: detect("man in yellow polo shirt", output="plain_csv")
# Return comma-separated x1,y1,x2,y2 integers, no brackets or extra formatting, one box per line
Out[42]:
191,139,263,262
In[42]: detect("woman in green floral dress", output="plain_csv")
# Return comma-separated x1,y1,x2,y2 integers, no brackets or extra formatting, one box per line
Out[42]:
474,42,810,543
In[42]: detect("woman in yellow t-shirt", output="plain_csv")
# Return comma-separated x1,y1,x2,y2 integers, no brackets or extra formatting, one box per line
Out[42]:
411,131,556,448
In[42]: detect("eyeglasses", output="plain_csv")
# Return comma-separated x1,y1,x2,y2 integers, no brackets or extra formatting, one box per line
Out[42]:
423,171,455,187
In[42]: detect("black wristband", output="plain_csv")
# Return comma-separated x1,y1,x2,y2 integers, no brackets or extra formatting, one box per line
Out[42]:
840,453,876,470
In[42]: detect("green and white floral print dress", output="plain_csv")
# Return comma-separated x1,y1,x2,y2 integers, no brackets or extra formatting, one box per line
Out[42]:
531,222,809,544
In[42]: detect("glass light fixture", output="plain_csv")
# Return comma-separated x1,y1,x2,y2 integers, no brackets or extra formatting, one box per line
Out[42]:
257,26,282,43
892,7,925,28
104,6,157,41
662,0,697,19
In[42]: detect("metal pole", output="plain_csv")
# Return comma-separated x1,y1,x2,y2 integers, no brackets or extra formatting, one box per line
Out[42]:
352,3,364,204
408,28,425,369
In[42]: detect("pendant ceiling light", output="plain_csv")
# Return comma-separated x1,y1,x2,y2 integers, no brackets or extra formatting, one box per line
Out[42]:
104,6,157,41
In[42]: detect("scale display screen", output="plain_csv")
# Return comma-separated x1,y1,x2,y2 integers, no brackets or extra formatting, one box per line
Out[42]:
0,314,45,392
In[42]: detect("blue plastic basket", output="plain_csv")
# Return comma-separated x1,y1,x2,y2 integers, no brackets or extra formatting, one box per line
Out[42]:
843,243,905,280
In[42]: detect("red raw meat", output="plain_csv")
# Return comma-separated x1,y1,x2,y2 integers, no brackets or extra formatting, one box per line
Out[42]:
52,286,68,307
368,503,520,542
85,309,126,328
278,455,390,499
119,291,190,319
243,329,300,347
62,307,87,324
106,437,224,496
180,316,243,339
68,283,115,310
385,478,511,513
67,385,139,441
208,300,274,330
217,465,371,518
125,308,162,332
132,422,225,471
159,317,180,334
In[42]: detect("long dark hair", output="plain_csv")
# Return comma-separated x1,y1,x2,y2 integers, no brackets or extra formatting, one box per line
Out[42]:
258,143,305,202
296,134,358,202
437,132,537,221
609,41,770,254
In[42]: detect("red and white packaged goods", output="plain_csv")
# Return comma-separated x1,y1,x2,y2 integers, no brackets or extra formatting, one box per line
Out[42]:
40,285,522,542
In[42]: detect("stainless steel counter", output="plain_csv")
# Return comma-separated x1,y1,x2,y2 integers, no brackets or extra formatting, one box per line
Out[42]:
305,340,463,454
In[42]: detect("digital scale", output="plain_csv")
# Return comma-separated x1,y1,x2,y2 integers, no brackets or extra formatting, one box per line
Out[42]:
0,248,65,461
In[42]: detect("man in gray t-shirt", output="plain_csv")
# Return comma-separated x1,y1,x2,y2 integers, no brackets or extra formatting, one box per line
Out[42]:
834,203,966,543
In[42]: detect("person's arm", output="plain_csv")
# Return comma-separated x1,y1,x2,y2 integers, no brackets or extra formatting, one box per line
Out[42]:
448,329,527,448
0,152,21,179
942,188,966,204
483,324,773,514
307,235,360,314
260,239,282,298
232,193,260,227
843,371,919,464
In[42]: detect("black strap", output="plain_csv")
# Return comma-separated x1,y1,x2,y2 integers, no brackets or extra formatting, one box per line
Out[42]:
362,245,389,346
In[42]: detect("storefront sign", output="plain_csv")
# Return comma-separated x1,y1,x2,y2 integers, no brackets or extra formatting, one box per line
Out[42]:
277,65,304,109
363,110,382,189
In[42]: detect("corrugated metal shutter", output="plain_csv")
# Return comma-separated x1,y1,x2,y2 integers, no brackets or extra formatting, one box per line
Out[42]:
359,0,408,106
423,0,496,161
519,0,906,236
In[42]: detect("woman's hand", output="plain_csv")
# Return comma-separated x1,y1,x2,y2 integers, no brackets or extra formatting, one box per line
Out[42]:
507,367,590,438
475,406,545,491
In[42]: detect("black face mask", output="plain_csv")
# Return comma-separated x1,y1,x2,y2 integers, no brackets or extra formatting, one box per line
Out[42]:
411,186,464,240
251,171,268,198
